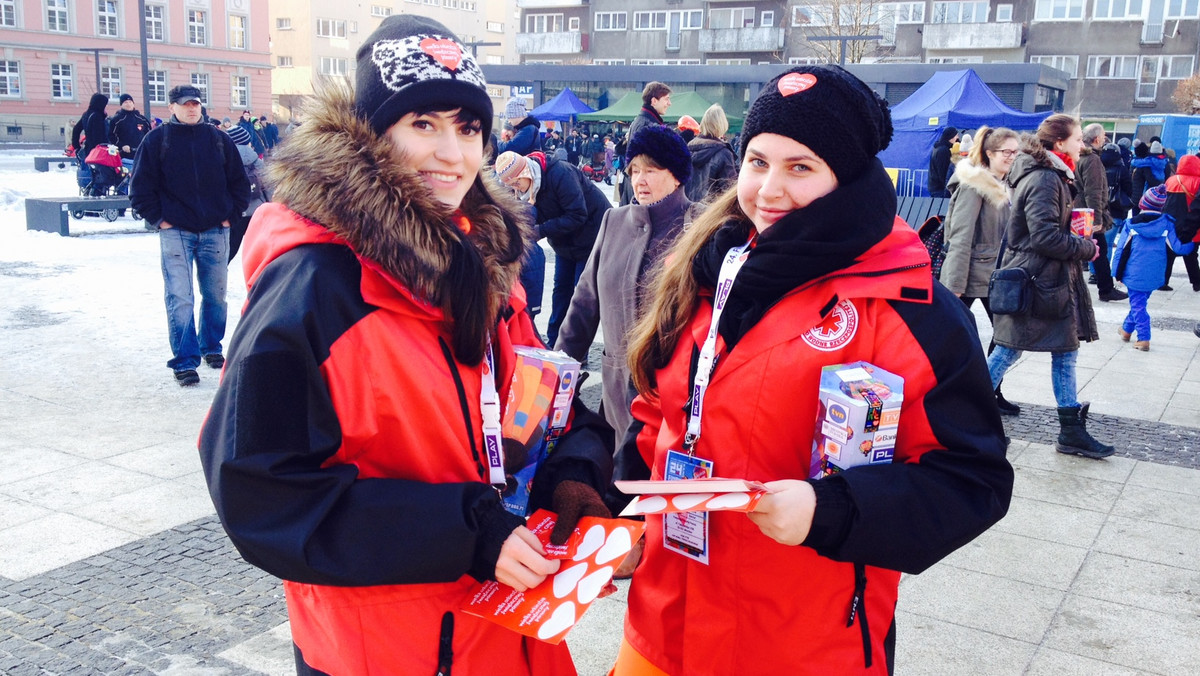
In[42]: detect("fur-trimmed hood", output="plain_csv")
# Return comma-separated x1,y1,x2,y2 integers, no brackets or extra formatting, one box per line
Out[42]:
946,158,1010,208
262,81,531,338
1007,133,1074,188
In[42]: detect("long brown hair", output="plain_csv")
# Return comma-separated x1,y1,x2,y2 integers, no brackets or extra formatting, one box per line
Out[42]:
626,185,749,396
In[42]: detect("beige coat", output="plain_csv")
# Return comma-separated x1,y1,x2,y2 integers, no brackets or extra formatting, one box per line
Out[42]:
942,159,1011,297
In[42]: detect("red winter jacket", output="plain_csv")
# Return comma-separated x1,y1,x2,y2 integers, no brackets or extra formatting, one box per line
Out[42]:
623,221,1013,675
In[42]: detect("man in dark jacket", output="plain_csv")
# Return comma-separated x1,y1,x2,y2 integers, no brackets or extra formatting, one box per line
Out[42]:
131,84,251,387
928,126,958,197
620,81,671,205
565,129,584,166
494,96,541,156
70,93,110,162
237,110,266,156
108,93,152,160
1076,123,1127,301
495,150,609,345
260,113,280,150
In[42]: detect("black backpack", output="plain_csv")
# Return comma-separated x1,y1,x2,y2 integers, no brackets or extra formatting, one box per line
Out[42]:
917,215,946,279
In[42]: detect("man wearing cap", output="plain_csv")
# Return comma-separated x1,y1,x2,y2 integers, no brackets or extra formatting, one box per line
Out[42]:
620,81,672,205
130,84,251,387
108,94,151,160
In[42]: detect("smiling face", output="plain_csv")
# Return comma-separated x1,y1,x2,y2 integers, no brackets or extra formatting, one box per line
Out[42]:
629,155,680,205
986,137,1021,177
737,133,839,234
651,93,671,116
385,108,484,209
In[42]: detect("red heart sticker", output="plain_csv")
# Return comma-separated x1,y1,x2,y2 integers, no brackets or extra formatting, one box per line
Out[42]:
420,37,463,72
778,72,818,96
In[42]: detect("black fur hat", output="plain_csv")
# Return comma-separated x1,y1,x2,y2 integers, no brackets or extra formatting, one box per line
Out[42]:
740,65,893,183
626,124,692,185
354,14,492,139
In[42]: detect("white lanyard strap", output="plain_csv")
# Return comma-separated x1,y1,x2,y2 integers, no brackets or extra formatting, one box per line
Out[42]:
480,337,506,486
684,239,753,454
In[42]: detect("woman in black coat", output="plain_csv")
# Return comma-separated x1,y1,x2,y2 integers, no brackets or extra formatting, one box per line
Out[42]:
685,104,737,203
70,93,110,162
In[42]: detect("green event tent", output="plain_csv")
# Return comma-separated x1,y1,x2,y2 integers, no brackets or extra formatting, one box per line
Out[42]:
577,91,742,132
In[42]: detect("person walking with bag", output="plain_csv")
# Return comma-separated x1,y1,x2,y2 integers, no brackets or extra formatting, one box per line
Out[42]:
987,114,1113,460
1162,153,1200,291
1075,124,1127,301
942,125,1020,415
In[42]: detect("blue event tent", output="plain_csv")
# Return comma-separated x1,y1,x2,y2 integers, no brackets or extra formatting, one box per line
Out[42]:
530,87,595,122
878,69,1051,193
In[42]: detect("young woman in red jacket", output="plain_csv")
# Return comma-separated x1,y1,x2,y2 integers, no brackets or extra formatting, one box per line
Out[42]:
613,66,1014,675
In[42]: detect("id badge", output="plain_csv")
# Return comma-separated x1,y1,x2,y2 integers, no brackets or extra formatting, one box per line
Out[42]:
662,449,714,565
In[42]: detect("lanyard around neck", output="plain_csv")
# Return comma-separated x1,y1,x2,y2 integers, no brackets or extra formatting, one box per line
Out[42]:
684,238,753,454
480,336,506,488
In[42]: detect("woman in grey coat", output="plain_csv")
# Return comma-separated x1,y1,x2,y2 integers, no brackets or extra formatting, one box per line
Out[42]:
942,126,1020,414
555,124,692,510
988,114,1112,459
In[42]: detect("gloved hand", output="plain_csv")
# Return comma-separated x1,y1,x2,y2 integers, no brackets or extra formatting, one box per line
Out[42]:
550,479,610,546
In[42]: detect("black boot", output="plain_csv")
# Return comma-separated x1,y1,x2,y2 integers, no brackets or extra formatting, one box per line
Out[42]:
1056,405,1114,459
995,385,1020,416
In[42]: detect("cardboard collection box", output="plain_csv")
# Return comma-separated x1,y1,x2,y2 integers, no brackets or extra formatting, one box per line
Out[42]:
500,347,581,516
1070,208,1095,237
811,361,904,479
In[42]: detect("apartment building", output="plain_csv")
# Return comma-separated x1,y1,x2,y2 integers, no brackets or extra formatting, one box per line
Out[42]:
514,0,1200,120
270,0,517,121
0,0,270,144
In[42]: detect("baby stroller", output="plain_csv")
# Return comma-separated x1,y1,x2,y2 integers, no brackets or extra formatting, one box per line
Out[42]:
75,144,132,222
582,159,609,184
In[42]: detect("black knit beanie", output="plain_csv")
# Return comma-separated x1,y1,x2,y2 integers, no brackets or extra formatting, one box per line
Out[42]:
354,14,492,139
740,65,893,183
626,124,692,185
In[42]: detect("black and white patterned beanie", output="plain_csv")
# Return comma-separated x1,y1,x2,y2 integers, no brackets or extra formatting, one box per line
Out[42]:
355,14,492,139
740,65,893,183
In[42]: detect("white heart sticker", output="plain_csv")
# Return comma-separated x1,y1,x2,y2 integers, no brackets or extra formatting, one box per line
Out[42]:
573,524,607,561
536,601,577,641
553,562,589,599
670,493,715,511
707,492,751,510
595,527,633,565
635,495,669,513
576,566,614,604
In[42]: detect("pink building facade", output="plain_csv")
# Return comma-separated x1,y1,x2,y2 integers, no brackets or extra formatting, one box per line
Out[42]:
0,0,271,145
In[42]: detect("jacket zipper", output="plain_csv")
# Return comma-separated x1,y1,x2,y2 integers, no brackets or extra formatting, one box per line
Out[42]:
435,611,454,675
846,562,873,669
439,338,485,481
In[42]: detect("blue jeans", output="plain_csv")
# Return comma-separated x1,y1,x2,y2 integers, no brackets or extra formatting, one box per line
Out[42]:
546,255,587,347
1122,289,1152,341
160,227,229,372
987,345,1079,408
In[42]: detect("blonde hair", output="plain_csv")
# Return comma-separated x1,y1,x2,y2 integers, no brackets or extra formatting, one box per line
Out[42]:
699,104,729,139
627,185,748,396
968,125,1020,168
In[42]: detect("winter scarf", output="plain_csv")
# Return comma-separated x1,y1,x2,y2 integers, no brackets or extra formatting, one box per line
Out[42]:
692,158,897,348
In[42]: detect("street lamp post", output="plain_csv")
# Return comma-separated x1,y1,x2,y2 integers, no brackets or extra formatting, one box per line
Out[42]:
138,0,151,121
79,47,116,95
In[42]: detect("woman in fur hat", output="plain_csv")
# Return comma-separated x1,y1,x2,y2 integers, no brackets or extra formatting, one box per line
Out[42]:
613,66,1012,674
197,15,612,675
941,125,1021,415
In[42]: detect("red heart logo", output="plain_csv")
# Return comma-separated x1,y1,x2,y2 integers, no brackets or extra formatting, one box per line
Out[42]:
420,38,463,72
778,73,818,97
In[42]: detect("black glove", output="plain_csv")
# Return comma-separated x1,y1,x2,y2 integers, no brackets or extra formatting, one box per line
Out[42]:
550,479,610,546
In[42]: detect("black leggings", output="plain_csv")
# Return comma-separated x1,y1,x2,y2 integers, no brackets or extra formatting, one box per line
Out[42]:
960,295,996,356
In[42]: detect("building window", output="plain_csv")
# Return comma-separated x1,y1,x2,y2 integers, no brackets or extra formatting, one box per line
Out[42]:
710,7,755,29
486,20,504,32
792,5,829,25
277,55,293,67
97,0,118,36
568,16,579,31
996,3,1014,20
526,13,563,32
229,15,247,49
46,0,68,32
788,56,824,64
0,60,19,97
1162,54,1195,78
932,1,989,22
190,73,209,105
148,69,166,104
231,75,248,108
761,10,775,26
633,10,667,29
145,4,163,40
319,57,348,75
100,66,120,97
371,5,392,16
1086,55,1139,78
187,9,207,45
1030,54,1079,78
1034,0,1084,20
1,0,16,27
1092,0,1143,18
630,58,701,65
676,9,703,28
276,17,291,29
707,58,752,65
1166,0,1200,17
317,18,347,37
593,58,626,65
594,11,626,30
51,63,72,99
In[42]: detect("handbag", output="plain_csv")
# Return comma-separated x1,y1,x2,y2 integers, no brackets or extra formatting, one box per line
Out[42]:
988,232,1033,315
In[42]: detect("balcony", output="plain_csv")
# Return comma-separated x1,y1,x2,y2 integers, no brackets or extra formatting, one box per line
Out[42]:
516,0,586,7
921,22,1023,51
698,26,785,53
516,31,583,55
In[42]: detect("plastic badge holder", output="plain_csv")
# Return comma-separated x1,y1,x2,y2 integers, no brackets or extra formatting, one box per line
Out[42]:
462,510,645,644
811,361,904,479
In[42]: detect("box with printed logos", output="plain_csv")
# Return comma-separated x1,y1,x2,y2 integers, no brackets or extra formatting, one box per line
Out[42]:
500,347,581,516
810,361,904,479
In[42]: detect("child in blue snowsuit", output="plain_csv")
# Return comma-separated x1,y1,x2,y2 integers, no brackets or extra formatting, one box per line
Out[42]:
1111,184,1196,350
